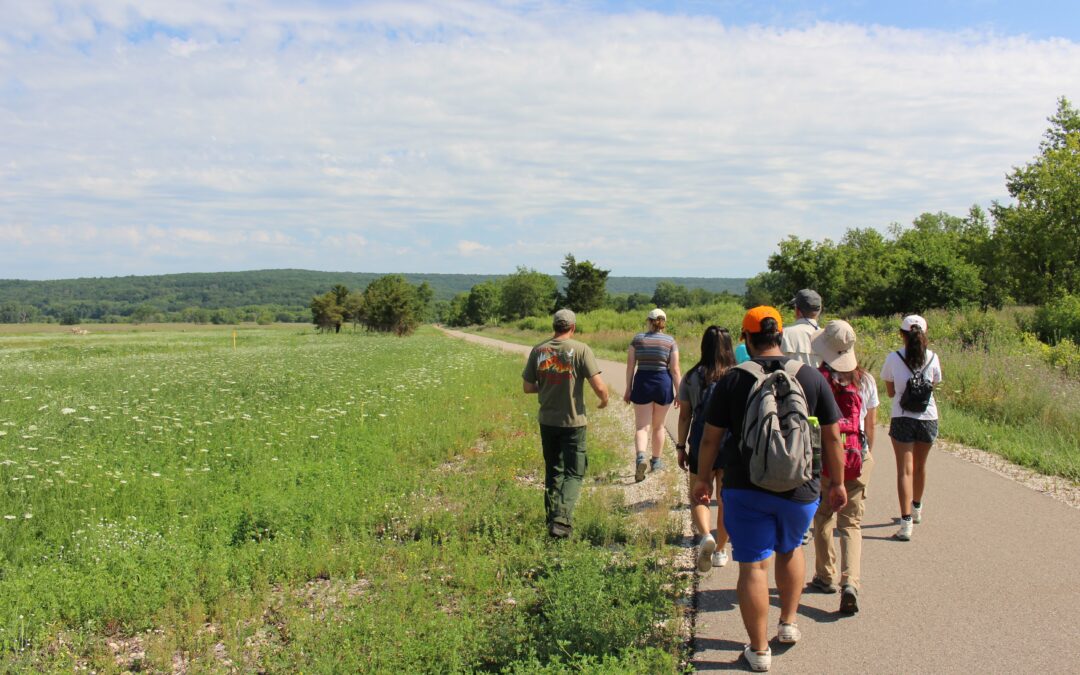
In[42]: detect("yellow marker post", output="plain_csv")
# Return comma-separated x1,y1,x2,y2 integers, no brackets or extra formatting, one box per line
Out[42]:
232,330,237,350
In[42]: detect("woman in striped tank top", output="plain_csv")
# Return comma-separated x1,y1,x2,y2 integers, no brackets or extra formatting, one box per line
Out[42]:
625,308,682,482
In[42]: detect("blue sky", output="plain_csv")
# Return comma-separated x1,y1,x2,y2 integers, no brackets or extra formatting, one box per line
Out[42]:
1,1,1078,280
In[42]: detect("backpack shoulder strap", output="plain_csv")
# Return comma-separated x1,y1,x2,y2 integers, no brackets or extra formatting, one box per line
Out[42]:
781,359,803,378
735,360,766,378
896,350,913,374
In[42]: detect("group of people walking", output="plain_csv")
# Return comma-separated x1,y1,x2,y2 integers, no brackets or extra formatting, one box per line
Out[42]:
522,290,943,672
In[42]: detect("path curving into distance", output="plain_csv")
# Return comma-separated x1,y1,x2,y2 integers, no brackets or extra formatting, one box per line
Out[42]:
439,328,1080,673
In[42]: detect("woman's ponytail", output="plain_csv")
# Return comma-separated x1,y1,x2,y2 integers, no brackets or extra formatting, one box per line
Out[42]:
903,325,928,368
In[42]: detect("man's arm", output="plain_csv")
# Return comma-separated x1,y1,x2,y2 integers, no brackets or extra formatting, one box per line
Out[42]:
820,421,848,511
522,379,539,394
588,374,609,409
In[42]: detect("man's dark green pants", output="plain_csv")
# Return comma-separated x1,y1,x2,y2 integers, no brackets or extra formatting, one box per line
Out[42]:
539,424,588,528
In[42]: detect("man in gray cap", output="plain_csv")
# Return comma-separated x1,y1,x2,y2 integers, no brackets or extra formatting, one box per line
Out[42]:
781,289,823,367
522,308,610,538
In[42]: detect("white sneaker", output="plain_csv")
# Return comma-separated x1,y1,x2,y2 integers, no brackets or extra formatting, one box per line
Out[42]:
743,645,772,672
712,548,728,568
777,622,801,644
912,503,923,524
894,518,914,541
697,534,717,573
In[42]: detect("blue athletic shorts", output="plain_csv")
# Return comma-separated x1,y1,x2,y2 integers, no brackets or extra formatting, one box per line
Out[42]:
722,489,818,563
629,369,674,405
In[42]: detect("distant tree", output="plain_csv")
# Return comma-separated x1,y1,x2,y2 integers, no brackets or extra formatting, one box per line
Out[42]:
501,267,557,320
358,274,424,336
130,303,158,324
652,281,691,308
560,254,609,313
415,282,434,322
445,292,470,327
343,291,364,329
465,281,502,325
992,97,1080,304
310,292,344,333
742,270,785,308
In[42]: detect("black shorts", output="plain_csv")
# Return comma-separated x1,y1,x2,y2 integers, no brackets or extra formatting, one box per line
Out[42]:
889,416,939,444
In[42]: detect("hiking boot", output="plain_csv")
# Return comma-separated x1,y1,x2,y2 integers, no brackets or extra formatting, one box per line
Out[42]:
893,518,914,541
650,457,663,472
711,548,728,568
743,645,772,672
548,522,572,539
635,454,648,483
840,584,859,614
809,576,838,594
912,503,923,524
777,622,801,644
696,533,717,573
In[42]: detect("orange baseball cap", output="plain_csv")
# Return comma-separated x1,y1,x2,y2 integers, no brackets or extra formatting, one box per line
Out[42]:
742,305,783,333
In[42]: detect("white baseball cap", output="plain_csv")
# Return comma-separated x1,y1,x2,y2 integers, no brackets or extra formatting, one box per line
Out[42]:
647,308,667,321
900,315,927,332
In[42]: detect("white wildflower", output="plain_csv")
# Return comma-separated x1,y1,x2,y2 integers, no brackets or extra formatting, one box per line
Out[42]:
61,408,76,415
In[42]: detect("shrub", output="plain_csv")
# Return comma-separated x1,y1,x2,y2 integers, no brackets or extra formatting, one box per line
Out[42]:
1032,294,1080,344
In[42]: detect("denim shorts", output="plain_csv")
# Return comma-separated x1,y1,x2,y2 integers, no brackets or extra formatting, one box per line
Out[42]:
889,416,939,444
722,489,818,563
629,369,674,405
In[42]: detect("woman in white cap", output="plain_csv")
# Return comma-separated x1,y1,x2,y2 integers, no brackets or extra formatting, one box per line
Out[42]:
809,320,878,614
625,308,681,482
880,314,942,542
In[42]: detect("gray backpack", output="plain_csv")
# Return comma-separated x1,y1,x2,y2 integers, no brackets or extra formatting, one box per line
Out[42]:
736,360,813,492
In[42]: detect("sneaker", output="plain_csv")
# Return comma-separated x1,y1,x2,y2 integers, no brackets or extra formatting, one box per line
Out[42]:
801,526,812,546
548,522,572,539
696,534,717,573
743,645,772,672
635,454,648,483
711,548,728,568
649,456,663,472
777,622,801,644
912,503,923,524
690,532,702,547
840,584,859,614
809,576,838,594
893,518,914,541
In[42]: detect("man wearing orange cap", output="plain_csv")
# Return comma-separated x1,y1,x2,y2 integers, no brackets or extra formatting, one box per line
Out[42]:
693,306,847,672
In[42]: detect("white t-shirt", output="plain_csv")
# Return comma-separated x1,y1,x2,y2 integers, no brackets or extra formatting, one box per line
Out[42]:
858,372,880,433
781,318,821,367
880,349,943,421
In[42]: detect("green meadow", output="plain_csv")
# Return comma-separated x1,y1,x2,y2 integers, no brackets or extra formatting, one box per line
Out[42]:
0,326,686,672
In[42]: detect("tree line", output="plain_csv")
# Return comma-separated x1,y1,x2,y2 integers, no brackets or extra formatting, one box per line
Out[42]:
742,98,1079,326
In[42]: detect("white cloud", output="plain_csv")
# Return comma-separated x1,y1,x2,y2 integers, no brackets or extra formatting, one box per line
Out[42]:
0,2,1078,278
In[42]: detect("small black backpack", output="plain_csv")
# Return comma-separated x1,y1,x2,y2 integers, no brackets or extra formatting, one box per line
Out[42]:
897,351,936,413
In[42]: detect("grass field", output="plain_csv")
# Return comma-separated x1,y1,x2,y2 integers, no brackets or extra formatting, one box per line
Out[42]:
467,303,1080,482
0,325,687,672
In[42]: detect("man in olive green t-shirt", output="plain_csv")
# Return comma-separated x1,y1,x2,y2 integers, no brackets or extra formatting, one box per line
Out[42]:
522,309,609,538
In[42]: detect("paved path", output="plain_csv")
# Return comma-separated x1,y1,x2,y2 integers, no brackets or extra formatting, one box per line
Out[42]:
440,329,1080,673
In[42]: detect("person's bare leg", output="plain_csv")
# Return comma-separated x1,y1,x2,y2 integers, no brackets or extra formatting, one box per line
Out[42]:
737,558,772,651
912,441,933,504
633,403,651,457
892,439,914,516
688,471,701,534
713,471,728,548
775,547,804,625
650,402,670,458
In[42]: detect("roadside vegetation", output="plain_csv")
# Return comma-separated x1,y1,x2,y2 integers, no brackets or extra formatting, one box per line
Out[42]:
0,326,687,672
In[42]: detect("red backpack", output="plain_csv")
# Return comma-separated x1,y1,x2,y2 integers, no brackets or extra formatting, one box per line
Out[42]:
819,366,863,482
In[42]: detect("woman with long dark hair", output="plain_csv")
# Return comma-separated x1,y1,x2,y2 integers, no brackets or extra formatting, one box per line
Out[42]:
625,308,681,482
676,325,735,573
880,315,943,542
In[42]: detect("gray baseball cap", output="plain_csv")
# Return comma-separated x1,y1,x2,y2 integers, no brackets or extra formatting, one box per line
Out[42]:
553,308,576,330
791,288,822,313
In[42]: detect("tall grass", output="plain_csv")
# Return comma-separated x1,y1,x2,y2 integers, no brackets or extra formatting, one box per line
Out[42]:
0,326,686,671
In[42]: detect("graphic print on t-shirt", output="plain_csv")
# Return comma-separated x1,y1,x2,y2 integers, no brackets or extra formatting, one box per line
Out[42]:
536,346,574,383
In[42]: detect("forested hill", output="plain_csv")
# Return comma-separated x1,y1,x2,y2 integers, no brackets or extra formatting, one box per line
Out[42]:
0,269,746,323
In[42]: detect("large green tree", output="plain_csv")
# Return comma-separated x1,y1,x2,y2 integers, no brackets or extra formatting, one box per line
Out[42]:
358,275,426,336
500,267,556,320
992,97,1080,304
560,254,609,313
465,281,502,325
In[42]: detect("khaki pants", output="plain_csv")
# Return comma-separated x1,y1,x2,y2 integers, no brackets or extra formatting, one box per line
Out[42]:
813,453,875,590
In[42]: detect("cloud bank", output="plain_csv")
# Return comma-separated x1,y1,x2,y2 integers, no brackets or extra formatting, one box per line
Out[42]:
1,1,1078,279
